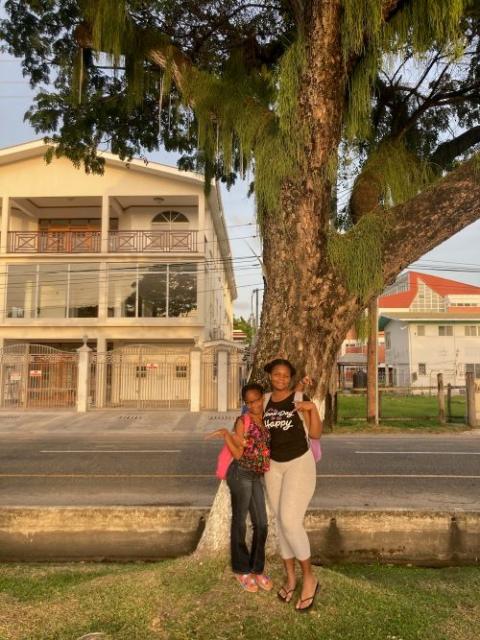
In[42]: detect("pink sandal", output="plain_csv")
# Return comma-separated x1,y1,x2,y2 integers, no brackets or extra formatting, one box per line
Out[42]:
254,574,273,592
234,573,258,593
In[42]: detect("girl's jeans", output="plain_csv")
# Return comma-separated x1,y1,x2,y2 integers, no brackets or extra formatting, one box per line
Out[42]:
226,460,268,574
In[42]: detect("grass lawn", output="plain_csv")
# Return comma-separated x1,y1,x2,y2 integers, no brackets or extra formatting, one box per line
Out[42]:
0,558,479,640
333,393,468,432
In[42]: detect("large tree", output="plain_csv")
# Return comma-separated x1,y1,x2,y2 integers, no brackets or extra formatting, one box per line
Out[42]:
2,0,480,400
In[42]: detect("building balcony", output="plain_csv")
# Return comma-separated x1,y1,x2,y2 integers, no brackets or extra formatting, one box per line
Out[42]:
108,230,198,253
6,230,199,254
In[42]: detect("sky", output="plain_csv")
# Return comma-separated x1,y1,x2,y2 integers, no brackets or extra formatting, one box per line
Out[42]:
1,24,480,318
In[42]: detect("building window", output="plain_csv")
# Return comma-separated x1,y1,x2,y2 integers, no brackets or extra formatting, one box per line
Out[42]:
438,325,453,336
411,282,446,312
175,364,188,378
465,363,480,377
465,326,478,336
107,262,197,318
6,263,99,319
418,363,427,376
385,332,391,349
152,211,189,227
417,325,425,336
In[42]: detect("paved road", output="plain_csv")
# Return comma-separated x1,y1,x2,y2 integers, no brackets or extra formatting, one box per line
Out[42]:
2,430,480,510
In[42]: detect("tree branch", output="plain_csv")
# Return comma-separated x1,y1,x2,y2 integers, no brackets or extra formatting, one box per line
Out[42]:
382,157,480,287
430,126,480,170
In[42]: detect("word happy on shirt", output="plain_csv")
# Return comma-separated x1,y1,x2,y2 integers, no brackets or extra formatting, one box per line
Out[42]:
264,407,297,431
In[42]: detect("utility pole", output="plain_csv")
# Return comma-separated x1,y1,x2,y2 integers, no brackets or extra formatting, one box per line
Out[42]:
367,297,379,425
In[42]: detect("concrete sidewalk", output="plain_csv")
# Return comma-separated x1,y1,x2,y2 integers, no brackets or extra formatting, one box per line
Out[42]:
0,409,240,435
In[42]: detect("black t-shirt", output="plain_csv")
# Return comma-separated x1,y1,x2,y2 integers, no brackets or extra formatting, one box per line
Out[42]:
264,392,309,462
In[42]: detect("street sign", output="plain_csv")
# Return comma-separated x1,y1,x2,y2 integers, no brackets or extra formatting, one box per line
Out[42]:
29,370,42,377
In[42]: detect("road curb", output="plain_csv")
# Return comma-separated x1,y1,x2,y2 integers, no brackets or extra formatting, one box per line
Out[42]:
1,506,479,565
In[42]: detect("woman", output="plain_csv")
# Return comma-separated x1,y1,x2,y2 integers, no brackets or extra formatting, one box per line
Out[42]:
206,382,272,593
263,358,322,612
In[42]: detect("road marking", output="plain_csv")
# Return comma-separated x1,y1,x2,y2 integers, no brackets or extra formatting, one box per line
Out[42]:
1,473,480,479
356,451,480,455
40,449,182,454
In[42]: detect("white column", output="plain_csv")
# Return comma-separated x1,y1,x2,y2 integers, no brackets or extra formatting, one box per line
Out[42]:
95,336,107,409
0,264,7,321
0,336,5,408
1,196,10,254
98,262,108,319
101,194,109,253
189,347,202,412
217,349,228,412
198,193,206,251
76,343,92,412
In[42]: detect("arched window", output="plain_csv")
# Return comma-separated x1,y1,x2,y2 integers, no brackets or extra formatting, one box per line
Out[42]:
152,211,189,229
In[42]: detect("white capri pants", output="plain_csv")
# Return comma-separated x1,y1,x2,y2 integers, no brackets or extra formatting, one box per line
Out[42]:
264,449,316,561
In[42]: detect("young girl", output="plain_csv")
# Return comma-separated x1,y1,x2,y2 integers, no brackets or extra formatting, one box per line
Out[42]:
206,382,272,593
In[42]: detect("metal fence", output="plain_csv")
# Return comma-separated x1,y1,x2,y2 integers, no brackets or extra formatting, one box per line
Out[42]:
335,385,466,426
0,344,78,409
89,346,190,409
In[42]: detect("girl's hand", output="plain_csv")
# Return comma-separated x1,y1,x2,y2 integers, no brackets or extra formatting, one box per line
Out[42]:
204,428,229,440
294,401,316,412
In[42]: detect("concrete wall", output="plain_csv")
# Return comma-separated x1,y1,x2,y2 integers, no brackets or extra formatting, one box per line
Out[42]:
1,507,479,565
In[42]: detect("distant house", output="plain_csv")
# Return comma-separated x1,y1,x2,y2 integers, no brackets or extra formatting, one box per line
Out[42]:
378,271,480,387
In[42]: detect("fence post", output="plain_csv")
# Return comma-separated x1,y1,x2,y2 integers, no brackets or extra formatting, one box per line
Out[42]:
76,343,92,412
447,383,452,422
466,372,477,427
189,347,202,412
437,373,446,424
217,350,228,412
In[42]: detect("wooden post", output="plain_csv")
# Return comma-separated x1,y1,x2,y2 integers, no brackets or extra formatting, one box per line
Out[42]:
324,392,333,432
367,298,378,424
447,383,452,422
466,372,477,428
378,389,382,420
437,373,446,425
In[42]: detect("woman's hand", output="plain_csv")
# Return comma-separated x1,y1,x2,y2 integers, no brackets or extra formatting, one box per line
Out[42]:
204,428,229,440
294,376,314,392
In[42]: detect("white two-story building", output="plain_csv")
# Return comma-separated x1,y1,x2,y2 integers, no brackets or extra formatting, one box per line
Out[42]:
0,140,242,410
379,271,480,387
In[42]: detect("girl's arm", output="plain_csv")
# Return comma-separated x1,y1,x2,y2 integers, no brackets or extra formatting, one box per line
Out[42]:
204,417,245,459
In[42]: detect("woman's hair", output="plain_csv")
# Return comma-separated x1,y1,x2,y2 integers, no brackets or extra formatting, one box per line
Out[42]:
241,382,264,401
263,358,296,377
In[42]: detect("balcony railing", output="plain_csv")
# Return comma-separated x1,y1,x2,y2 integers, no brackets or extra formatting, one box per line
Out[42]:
108,230,198,253
8,231,101,253
7,230,198,253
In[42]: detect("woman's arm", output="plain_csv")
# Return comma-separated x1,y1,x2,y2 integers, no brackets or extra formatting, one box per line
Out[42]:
204,417,245,459
294,400,322,439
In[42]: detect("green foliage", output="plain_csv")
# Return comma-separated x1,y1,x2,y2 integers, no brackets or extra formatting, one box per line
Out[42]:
342,0,472,141
327,211,390,302
233,316,254,343
180,38,306,222
362,140,436,207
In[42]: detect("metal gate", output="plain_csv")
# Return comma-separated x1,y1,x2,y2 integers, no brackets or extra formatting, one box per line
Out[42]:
201,348,246,410
0,344,78,409
200,349,217,410
90,345,190,409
